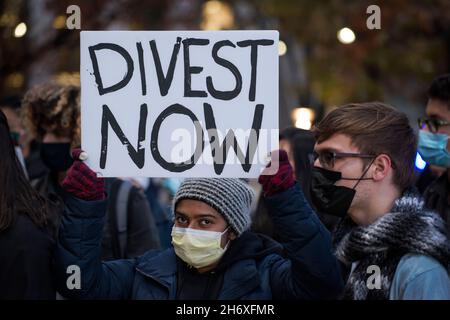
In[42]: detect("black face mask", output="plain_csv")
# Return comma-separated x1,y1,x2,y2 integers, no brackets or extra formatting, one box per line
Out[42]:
40,143,73,172
311,162,374,217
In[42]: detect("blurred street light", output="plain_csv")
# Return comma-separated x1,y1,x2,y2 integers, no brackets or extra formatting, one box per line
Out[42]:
55,72,80,86
0,13,17,27
53,15,66,29
13,22,27,37
278,40,287,56
292,107,315,130
201,0,234,30
337,27,355,44
6,73,24,88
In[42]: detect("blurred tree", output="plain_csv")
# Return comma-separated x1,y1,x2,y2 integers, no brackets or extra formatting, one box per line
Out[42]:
0,0,28,97
256,0,450,108
0,0,168,98
2,0,449,113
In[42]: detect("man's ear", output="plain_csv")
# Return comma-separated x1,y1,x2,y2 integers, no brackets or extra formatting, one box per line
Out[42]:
372,154,392,181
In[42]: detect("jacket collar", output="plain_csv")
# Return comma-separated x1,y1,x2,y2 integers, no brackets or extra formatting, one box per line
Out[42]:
135,249,178,290
135,248,262,299
219,258,261,299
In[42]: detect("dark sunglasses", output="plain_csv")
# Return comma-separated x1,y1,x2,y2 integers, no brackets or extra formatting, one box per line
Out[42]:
418,116,450,133
313,150,375,169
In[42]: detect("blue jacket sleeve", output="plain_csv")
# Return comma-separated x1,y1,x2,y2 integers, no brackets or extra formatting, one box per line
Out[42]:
390,254,450,300
54,192,136,299
264,183,344,299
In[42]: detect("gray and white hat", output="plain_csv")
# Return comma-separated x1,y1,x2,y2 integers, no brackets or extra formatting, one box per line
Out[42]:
173,178,255,236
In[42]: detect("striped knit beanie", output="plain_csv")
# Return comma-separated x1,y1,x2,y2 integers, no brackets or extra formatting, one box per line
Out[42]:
173,178,255,236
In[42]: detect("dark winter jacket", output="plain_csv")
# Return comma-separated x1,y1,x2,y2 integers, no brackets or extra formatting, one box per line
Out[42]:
54,183,343,299
0,214,55,299
32,173,160,259
423,172,450,234
175,231,282,300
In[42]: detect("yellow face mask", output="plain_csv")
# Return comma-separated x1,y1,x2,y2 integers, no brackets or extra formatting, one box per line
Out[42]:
171,226,230,269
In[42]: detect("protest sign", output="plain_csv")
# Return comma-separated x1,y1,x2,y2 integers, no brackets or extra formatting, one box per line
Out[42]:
81,30,279,177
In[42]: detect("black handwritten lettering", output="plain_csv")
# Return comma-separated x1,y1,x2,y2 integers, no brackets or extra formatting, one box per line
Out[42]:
151,103,204,172
206,40,242,100
100,103,147,169
89,43,134,96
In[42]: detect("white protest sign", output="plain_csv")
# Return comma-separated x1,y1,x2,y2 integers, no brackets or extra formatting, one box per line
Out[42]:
81,31,279,177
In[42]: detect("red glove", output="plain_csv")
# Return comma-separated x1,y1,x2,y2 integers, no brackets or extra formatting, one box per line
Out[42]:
62,149,105,201
258,149,295,197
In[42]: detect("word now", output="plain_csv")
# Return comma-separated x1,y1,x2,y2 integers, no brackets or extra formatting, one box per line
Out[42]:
101,102,265,175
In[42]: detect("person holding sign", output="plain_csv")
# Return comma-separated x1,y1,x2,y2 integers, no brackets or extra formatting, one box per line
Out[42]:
80,31,280,178
54,149,343,299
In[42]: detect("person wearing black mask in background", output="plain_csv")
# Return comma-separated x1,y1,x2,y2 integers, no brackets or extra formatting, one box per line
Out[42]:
21,83,160,261
21,84,80,193
0,109,55,299
310,102,450,300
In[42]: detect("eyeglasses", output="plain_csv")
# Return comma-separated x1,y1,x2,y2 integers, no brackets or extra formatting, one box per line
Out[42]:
418,116,450,133
313,150,375,169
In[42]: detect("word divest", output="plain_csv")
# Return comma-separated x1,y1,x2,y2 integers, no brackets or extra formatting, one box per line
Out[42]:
81,30,279,177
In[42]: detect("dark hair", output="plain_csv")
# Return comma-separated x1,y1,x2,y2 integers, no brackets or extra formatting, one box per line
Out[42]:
279,127,304,141
314,102,417,191
0,95,22,110
0,109,47,231
428,74,450,106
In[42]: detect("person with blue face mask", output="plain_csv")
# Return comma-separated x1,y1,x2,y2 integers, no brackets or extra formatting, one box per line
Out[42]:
418,74,450,233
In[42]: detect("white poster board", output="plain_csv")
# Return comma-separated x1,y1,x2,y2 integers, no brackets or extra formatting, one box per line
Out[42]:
81,31,279,177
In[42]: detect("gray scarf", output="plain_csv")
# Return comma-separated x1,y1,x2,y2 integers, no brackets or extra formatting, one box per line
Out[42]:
336,189,450,300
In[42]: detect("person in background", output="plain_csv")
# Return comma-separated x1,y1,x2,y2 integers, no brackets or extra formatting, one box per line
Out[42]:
279,127,315,203
144,178,176,249
123,177,173,249
418,74,450,233
415,164,446,195
252,128,311,238
0,96,31,177
252,127,339,239
53,149,343,299
21,82,160,259
0,109,55,299
312,102,450,299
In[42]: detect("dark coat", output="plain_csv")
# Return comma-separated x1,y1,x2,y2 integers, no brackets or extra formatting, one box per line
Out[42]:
32,173,160,259
54,184,343,300
101,178,161,260
0,214,55,299
423,172,450,234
